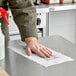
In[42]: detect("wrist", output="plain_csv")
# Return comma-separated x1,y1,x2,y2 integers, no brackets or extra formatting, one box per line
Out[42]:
25,37,38,44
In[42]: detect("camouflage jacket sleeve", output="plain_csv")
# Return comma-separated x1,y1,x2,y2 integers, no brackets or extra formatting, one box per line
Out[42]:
9,0,38,41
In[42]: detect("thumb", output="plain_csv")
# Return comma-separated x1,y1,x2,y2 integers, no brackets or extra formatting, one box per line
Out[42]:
26,46,32,56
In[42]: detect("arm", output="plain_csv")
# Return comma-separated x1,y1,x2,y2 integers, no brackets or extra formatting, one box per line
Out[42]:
9,0,38,41
9,0,52,58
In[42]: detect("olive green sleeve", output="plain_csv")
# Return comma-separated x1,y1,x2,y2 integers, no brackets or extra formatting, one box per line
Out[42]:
9,0,38,41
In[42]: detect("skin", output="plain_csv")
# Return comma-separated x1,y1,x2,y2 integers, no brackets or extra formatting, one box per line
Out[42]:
25,37,52,58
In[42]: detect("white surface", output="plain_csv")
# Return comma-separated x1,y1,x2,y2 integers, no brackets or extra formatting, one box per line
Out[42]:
8,40,74,67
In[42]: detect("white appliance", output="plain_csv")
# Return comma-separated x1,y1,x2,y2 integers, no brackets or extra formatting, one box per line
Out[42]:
37,13,46,37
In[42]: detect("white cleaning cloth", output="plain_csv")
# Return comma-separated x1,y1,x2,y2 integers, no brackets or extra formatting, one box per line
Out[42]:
8,40,74,67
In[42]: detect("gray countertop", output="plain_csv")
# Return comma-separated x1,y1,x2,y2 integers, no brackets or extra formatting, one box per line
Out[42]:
5,35,76,76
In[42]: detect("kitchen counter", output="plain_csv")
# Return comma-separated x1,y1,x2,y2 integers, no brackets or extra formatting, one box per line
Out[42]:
36,3,76,13
5,35,76,76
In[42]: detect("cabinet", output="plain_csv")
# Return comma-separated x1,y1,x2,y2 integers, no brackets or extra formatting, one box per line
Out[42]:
7,35,76,76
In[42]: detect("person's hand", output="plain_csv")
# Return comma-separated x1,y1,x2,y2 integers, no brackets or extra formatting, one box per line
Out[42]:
25,37,52,58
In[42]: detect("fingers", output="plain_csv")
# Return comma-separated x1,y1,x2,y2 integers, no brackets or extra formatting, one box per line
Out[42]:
39,44,52,56
40,49,51,58
32,49,47,58
40,44,52,54
26,47,32,56
42,48,52,56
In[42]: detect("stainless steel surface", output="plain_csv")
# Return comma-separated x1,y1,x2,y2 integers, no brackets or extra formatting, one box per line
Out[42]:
5,35,76,76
